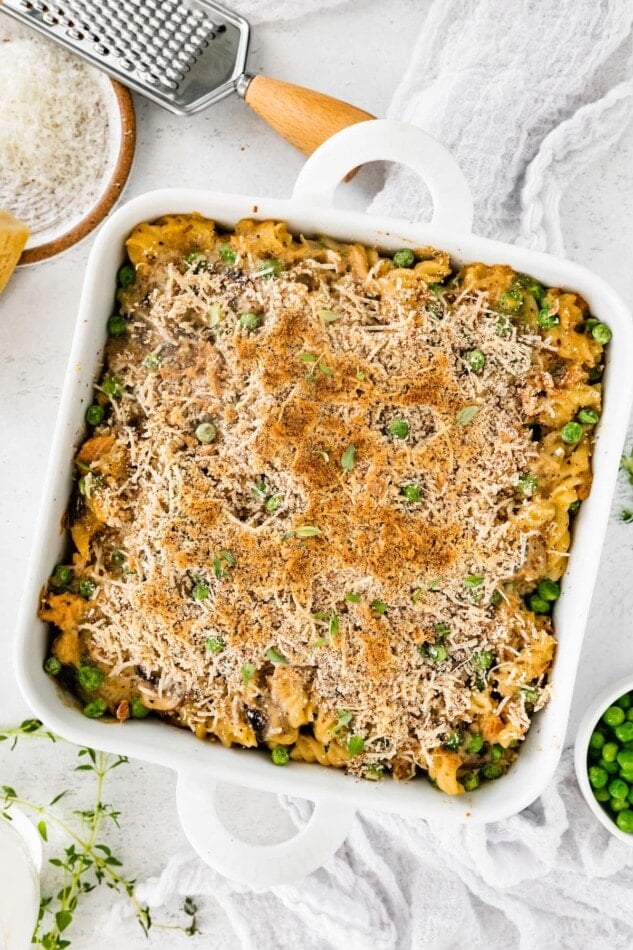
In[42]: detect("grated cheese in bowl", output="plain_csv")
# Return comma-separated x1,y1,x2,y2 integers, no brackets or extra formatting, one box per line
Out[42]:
0,21,125,253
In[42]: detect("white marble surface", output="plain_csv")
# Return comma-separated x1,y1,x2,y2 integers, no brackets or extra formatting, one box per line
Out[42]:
2,1,633,946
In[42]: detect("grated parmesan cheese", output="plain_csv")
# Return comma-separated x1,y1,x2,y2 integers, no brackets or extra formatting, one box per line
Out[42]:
0,23,110,233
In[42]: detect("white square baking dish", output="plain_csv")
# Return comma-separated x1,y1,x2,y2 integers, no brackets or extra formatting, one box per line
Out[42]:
14,121,633,887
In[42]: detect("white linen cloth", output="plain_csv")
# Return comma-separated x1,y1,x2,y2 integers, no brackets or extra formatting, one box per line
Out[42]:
6,2,633,947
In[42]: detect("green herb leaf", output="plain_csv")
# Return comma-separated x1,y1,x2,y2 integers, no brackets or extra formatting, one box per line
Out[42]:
456,405,479,426
298,352,317,363
341,444,356,472
318,363,334,377
294,525,321,538
310,638,327,648
622,509,633,524
318,309,341,323
347,735,365,756
241,664,255,685
345,592,361,603
371,599,388,615
37,820,48,841
266,647,288,665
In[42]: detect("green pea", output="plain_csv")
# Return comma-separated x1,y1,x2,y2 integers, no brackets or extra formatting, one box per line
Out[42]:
537,579,560,602
560,422,583,444
195,422,216,444
620,771,633,785
259,258,283,279
107,315,127,337
205,637,224,654
521,686,540,705
444,731,461,751
85,404,105,426
424,643,448,662
517,473,538,496
603,705,626,728
587,365,603,383
537,308,560,329
490,743,504,763
588,765,608,789
271,746,290,766
400,484,421,503
481,763,504,780
602,743,619,763
240,312,262,331
616,809,633,833
78,665,103,692
615,722,633,743
131,698,150,719
589,731,606,753
464,349,486,373
387,418,410,439
117,264,135,288
52,564,73,589
628,787,633,806
219,244,236,264
627,710,633,724
513,273,545,303
600,759,619,775
591,323,612,345
609,778,630,801
461,771,480,792
83,698,107,719
466,732,484,754
593,787,610,802
610,797,630,813
393,248,415,268
577,407,599,426
498,289,523,314
528,594,550,614
78,578,96,599
568,500,581,515
44,656,62,676
617,693,633,710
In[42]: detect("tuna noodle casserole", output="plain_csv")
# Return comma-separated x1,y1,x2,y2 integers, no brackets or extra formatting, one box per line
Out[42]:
40,215,610,795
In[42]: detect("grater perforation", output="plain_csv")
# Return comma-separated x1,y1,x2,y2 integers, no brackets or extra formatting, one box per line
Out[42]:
1,0,250,114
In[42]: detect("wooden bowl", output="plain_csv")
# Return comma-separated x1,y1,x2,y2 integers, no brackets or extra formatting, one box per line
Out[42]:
17,77,135,266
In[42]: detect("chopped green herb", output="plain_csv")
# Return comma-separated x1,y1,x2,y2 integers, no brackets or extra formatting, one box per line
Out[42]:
213,550,236,580
294,525,321,538
205,637,224,654
621,510,633,524
371,599,388,615
298,352,317,363
318,362,334,377
259,258,283,279
185,251,208,272
347,735,365,756
473,650,494,670
345,592,361,603
341,444,356,472
464,574,484,590
266,494,282,513
241,664,256,685
456,405,479,426
318,309,341,323
310,637,327,648
192,581,210,601
271,746,290,766
331,709,353,736
423,643,449,662
434,622,451,638
266,647,288,665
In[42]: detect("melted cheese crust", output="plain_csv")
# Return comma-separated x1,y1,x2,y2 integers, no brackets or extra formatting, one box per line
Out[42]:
40,215,605,793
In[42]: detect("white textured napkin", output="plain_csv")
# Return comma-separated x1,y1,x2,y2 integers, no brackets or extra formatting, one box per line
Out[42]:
125,4,633,948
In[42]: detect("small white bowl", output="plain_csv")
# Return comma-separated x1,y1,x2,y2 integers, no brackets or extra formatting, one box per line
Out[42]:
574,674,633,843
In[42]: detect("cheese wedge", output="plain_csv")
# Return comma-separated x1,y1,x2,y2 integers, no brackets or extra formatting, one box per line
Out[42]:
0,210,29,294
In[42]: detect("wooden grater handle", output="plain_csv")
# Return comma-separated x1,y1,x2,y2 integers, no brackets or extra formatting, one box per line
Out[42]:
241,74,375,156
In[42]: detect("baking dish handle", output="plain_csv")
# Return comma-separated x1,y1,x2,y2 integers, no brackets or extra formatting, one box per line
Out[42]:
176,773,355,888
292,119,473,233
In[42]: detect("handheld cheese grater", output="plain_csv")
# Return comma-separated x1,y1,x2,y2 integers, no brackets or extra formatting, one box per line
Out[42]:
0,0,373,154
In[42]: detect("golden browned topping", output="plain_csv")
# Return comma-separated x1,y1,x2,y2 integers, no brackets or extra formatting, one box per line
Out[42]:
40,216,606,793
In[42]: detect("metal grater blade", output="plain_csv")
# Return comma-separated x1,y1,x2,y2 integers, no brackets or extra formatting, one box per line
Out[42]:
0,0,250,115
